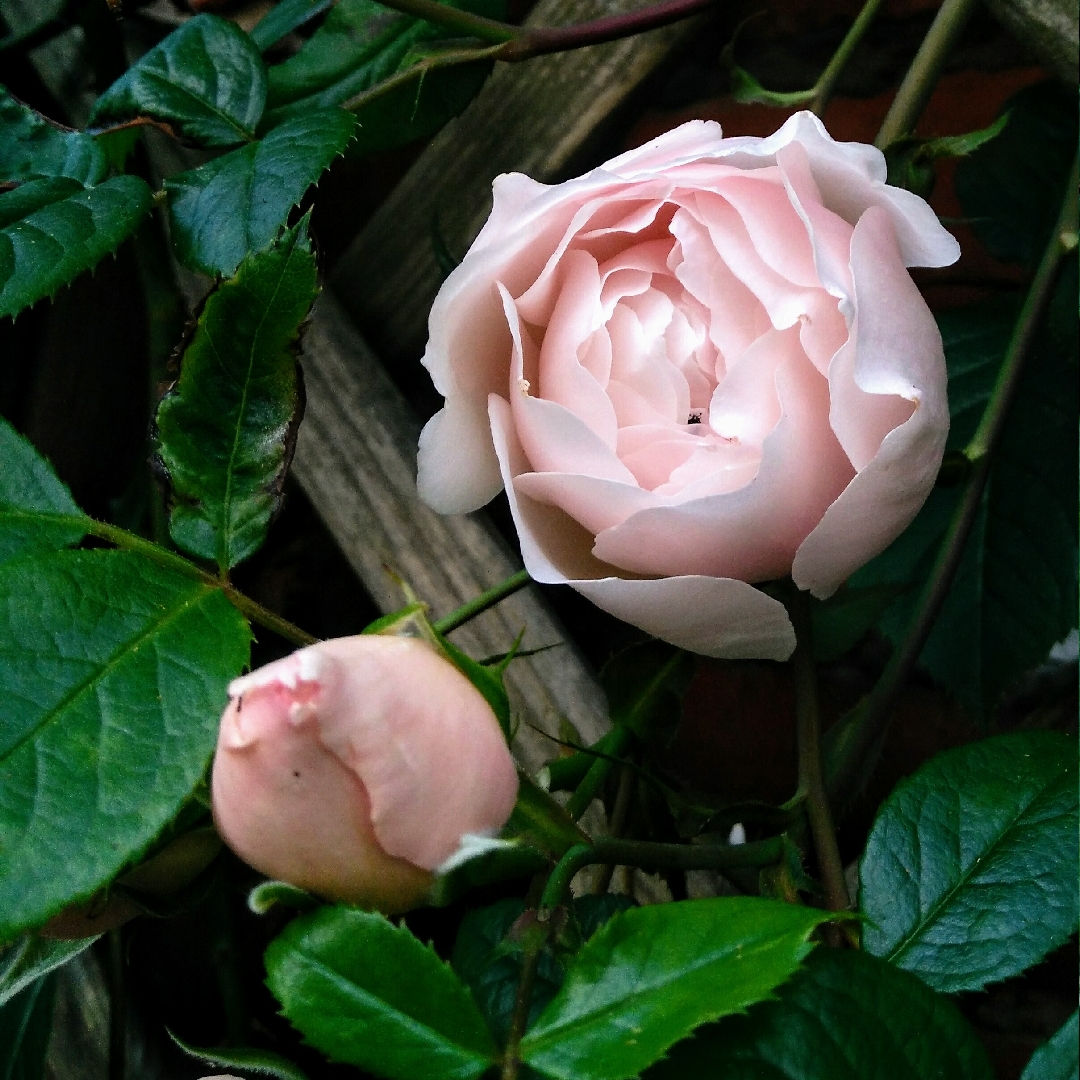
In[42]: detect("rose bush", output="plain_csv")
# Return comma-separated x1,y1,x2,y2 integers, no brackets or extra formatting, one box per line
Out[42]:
211,635,519,912
417,112,960,659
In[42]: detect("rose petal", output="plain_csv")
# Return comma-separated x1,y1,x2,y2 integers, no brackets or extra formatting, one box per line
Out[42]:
594,325,854,581
515,471,656,534
489,393,616,582
604,119,726,177
571,575,795,660
793,205,948,596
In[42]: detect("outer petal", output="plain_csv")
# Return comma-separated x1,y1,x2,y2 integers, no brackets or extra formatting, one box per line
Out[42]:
572,576,795,660
313,636,520,873
792,207,949,597
604,119,726,177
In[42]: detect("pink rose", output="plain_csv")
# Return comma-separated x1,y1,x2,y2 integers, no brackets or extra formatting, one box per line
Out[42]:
211,636,519,913
417,113,959,659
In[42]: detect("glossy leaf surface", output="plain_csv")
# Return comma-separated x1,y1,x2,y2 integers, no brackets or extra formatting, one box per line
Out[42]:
154,218,316,569
262,0,500,152
265,906,497,1080
165,108,355,277
0,550,250,939
852,298,1078,716
90,15,267,146
0,975,55,1080
0,417,87,566
645,948,993,1080
171,1031,312,1080
861,732,1078,993
0,89,105,184
0,936,95,1009
1021,1011,1079,1080
0,175,152,319
249,0,336,51
519,897,830,1080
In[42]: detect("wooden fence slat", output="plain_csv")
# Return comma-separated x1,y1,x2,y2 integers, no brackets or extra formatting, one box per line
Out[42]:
294,295,611,770
330,0,697,363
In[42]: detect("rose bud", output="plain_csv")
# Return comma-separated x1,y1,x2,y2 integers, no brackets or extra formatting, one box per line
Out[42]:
211,635,519,913
417,113,959,660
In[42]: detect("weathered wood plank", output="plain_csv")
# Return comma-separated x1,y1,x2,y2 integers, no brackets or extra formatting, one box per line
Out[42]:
330,0,697,363
294,294,610,771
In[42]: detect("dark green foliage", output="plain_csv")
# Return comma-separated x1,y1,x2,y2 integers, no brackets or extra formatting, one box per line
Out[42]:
601,640,694,745
154,218,317,570
955,82,1077,267
0,937,94,1010
852,298,1078,715
249,0,336,52
262,0,502,153
0,417,87,565
0,174,152,319
0,89,105,185
0,976,55,1080
451,899,564,1045
171,1032,312,1080
1021,1011,1079,1080
519,898,831,1080
265,906,498,1080
90,15,267,146
165,108,356,278
860,732,1078,993
0,549,250,940
810,582,905,662
644,948,994,1079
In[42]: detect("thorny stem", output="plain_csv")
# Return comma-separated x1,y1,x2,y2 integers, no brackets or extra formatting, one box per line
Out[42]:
434,568,532,635
826,153,1080,805
368,0,721,61
540,836,786,913
874,0,981,148
810,0,887,117
565,726,634,820
789,591,849,913
594,764,637,894
501,931,546,1080
83,518,319,648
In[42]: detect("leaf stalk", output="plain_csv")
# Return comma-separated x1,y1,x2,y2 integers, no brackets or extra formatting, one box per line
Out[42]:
434,568,532,634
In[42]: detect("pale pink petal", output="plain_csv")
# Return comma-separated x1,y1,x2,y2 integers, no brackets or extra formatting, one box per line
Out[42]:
537,250,619,446
489,394,615,583
603,119,726,177
713,169,819,287
657,439,761,498
514,471,657,535
417,399,502,514
793,206,948,596
594,329,854,581
619,435,699,490
571,576,795,660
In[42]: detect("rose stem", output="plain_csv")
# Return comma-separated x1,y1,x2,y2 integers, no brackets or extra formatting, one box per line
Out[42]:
367,0,723,59
502,934,544,1080
81,518,319,648
874,0,981,148
826,153,1080,806
788,590,850,915
565,726,634,820
593,764,638,894
433,568,532,634
810,0,887,117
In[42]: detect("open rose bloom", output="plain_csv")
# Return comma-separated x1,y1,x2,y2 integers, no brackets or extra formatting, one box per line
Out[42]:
418,113,959,659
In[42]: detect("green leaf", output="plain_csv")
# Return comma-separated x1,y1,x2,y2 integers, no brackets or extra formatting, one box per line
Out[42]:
728,65,814,107
860,731,1078,993
154,217,317,569
451,898,564,1045
955,81,1076,267
811,583,906,663
261,0,501,152
518,897,831,1080
0,548,251,940
0,88,106,185
600,640,694,745
90,14,267,146
0,417,88,566
0,935,95,1009
885,114,1010,197
1022,1011,1079,1080
170,1031,312,1080
0,975,55,1080
249,0,336,52
165,108,355,278
0,174,153,319
644,948,993,1080
851,298,1078,716
264,905,498,1080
